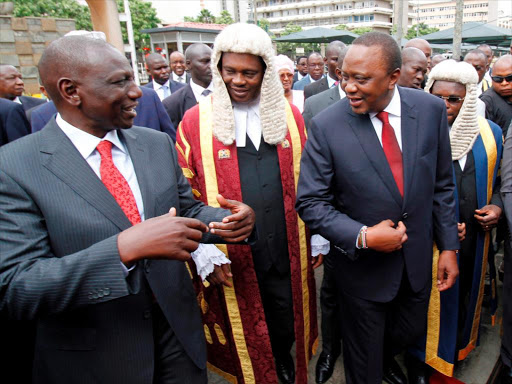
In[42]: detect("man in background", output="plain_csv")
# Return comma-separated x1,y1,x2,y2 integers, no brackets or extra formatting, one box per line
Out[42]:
144,53,185,101
0,64,46,112
163,43,212,129
293,55,308,85
293,52,325,91
397,47,428,90
404,38,432,71
304,41,346,100
170,51,190,83
465,49,491,95
477,44,494,84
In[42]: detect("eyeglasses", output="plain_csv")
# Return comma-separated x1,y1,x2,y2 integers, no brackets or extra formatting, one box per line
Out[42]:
491,74,512,83
433,95,465,104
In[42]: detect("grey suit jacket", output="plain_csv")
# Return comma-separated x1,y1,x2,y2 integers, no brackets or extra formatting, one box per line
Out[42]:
302,85,341,130
0,119,227,383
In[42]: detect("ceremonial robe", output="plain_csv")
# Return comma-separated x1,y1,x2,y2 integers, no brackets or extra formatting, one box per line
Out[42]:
411,117,502,377
176,96,318,384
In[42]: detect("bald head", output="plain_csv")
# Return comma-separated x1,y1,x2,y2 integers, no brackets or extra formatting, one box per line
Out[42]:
146,53,167,69
431,54,446,68
398,47,428,89
0,64,24,100
491,55,512,101
325,41,346,80
38,36,120,104
145,53,170,85
170,51,186,77
404,38,432,68
185,43,212,87
464,49,487,83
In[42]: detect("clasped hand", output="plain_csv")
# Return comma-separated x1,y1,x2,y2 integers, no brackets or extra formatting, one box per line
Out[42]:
366,219,407,252
118,194,255,266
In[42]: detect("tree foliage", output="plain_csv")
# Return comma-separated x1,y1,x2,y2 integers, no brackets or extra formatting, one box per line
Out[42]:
11,0,160,48
405,23,439,39
12,0,92,30
184,8,235,25
335,24,372,36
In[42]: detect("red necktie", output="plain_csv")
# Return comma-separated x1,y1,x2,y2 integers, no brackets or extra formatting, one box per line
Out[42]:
376,111,403,197
96,140,141,225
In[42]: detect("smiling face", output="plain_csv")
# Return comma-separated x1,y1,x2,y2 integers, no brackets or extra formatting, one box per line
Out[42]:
71,47,142,136
221,52,264,104
431,80,466,126
341,45,400,114
170,51,186,76
0,65,24,100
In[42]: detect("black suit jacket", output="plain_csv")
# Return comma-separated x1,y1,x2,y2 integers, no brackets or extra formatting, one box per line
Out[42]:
19,95,46,112
304,77,329,100
302,86,341,129
0,98,31,147
0,120,228,383
296,87,459,303
162,85,197,129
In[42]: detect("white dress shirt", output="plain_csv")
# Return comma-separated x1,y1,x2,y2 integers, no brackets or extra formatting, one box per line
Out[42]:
152,80,171,101
56,114,143,276
297,72,305,82
233,99,262,150
13,96,21,104
327,75,337,89
190,79,213,104
369,86,402,151
172,72,186,83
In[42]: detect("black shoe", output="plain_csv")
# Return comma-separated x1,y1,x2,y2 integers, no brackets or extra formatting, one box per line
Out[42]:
275,354,295,384
383,358,407,384
405,354,428,384
315,351,340,384
501,366,512,384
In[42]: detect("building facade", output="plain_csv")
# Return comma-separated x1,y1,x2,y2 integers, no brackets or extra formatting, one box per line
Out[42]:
254,0,402,34
413,0,499,31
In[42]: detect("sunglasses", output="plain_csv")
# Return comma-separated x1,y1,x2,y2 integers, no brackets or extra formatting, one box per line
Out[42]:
491,74,512,83
433,95,465,104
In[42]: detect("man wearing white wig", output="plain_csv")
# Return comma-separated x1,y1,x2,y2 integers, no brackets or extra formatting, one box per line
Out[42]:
408,60,503,382
176,23,325,384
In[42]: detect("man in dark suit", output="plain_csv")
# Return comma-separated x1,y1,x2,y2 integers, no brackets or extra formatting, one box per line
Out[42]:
0,64,46,112
296,32,459,384
293,55,308,85
170,51,191,84
144,53,185,101
0,35,254,384
0,98,31,146
301,49,346,384
293,52,325,91
31,86,177,141
303,41,345,100
163,43,212,129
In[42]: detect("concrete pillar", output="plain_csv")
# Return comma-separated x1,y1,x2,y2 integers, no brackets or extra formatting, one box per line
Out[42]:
86,0,123,53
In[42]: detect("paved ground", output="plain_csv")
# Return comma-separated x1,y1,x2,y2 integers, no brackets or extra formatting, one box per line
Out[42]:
208,252,504,383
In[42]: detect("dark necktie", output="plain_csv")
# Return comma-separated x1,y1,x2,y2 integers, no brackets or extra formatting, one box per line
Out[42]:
201,89,212,97
376,111,403,197
96,140,141,225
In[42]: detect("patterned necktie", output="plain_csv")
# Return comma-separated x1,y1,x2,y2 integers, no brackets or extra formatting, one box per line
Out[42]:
178,76,184,83
201,89,212,97
96,140,141,225
376,111,403,197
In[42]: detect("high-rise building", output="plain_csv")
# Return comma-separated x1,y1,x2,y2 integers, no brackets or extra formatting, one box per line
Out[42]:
412,0,499,31
253,0,403,34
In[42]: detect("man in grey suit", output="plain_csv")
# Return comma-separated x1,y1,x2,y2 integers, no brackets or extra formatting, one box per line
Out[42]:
0,36,254,384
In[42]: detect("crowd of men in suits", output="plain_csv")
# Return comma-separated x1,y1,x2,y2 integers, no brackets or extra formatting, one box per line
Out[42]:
0,24,512,384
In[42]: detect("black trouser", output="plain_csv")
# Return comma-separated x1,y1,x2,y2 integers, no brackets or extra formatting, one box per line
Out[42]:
339,271,430,384
152,303,207,384
255,266,295,361
502,235,512,368
320,252,342,356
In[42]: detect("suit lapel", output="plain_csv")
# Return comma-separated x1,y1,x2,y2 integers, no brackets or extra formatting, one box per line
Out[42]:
120,128,156,220
399,89,418,208
347,107,403,207
40,120,132,230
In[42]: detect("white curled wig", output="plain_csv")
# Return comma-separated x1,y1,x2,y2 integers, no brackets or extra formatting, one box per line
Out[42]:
210,23,288,146
424,59,480,160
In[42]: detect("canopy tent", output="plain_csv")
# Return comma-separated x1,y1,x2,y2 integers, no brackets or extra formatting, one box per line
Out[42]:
421,22,512,47
273,27,359,44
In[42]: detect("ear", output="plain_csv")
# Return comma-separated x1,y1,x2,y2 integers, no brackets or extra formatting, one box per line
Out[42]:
185,59,191,71
388,68,401,89
335,67,342,81
57,77,81,107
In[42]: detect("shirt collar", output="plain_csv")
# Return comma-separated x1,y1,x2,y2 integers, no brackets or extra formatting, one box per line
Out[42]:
13,96,21,104
190,79,213,96
369,86,401,119
232,97,260,118
172,72,185,81
154,79,170,90
56,113,126,160
327,75,337,88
